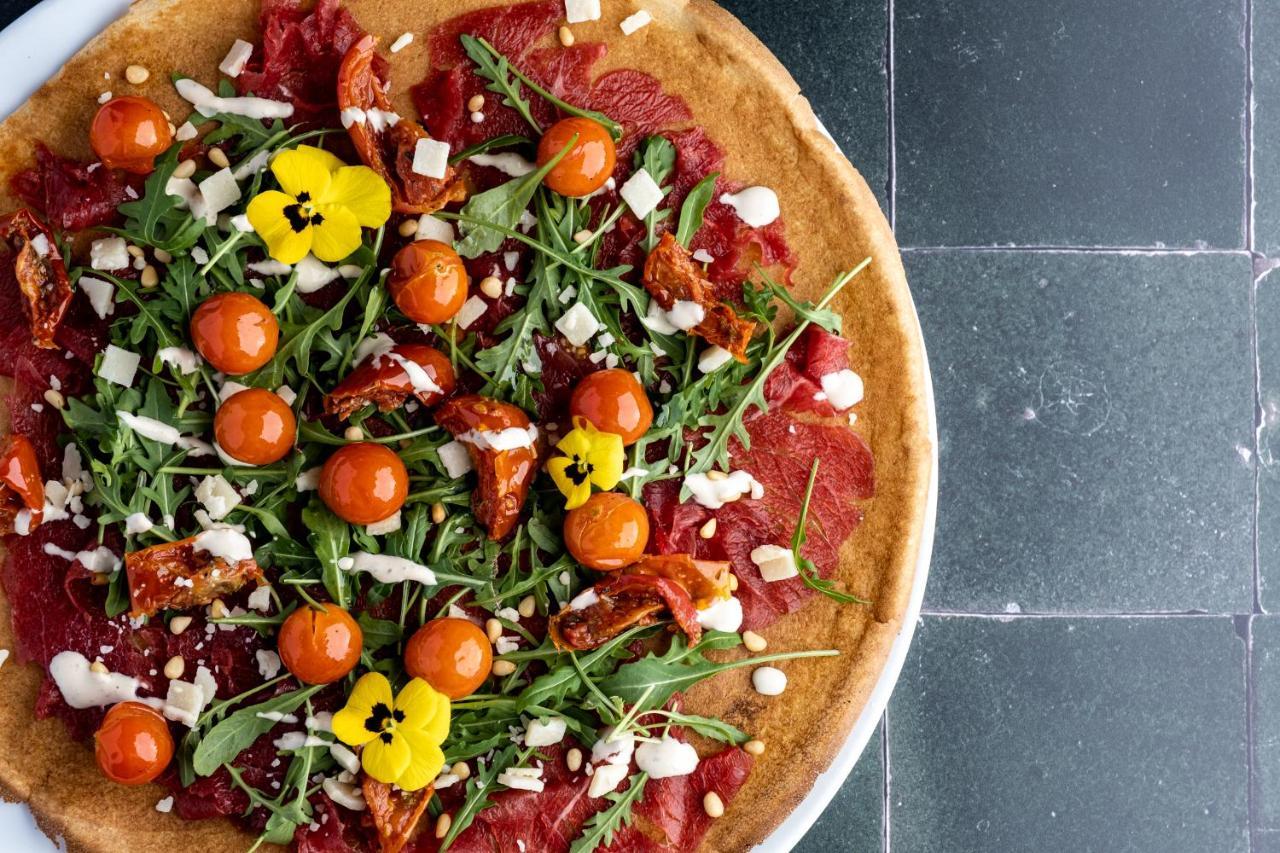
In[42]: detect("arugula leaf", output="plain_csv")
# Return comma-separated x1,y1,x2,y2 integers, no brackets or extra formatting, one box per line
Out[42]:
791,459,869,605
358,614,403,651
192,684,325,775
569,773,648,852
455,142,573,257
114,147,205,252
675,172,719,248
635,136,676,253
440,746,518,850
302,501,351,608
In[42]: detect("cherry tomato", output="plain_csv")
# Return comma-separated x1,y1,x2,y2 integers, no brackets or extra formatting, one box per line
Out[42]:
569,368,653,445
404,617,492,699
0,434,44,529
563,492,650,571
277,604,363,685
190,292,279,376
388,240,468,324
94,701,174,785
319,442,408,525
89,96,174,175
214,388,296,465
537,118,617,198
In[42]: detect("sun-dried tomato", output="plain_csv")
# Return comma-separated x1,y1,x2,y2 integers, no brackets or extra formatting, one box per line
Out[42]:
0,434,43,534
362,777,433,853
325,343,455,420
630,553,732,609
643,232,756,361
0,209,72,350
338,35,468,215
124,536,264,618
549,573,701,651
434,395,538,541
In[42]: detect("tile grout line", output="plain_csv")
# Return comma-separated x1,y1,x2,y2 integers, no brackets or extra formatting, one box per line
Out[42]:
886,0,897,232
1244,615,1258,853
1247,0,1258,257
881,709,892,853
901,245,1252,256
919,609,1247,619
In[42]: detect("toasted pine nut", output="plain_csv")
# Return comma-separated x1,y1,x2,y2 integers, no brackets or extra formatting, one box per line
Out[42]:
703,791,724,818
169,615,192,635
744,739,766,756
124,64,150,85
435,813,451,839
431,502,446,524
126,244,144,259
90,661,109,674
343,426,363,441
558,25,575,46
742,630,767,653
172,158,196,179
398,218,419,237
699,518,717,539
518,595,536,619
491,660,516,677
573,229,593,245
153,248,173,264
485,618,503,643
451,761,471,780
706,470,727,482
729,573,739,592
480,276,503,299
140,265,159,287
163,655,185,680
43,389,65,409
208,148,230,169
566,748,583,772
467,94,486,113
210,598,229,619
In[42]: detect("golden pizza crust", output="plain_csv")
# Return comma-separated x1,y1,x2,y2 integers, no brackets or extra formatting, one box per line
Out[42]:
0,1,933,850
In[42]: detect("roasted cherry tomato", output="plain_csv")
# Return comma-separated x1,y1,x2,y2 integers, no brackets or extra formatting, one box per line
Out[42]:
324,342,456,421
388,240,469,324
569,368,653,445
564,492,650,571
214,388,296,465
190,292,280,376
89,96,173,174
94,701,174,785
0,434,44,534
537,117,617,198
278,604,363,684
404,617,492,699
319,442,409,525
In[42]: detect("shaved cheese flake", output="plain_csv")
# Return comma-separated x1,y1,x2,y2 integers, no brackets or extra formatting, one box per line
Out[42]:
218,39,254,78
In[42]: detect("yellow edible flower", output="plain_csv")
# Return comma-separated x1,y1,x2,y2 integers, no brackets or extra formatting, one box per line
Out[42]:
547,417,624,510
246,145,390,265
331,672,450,791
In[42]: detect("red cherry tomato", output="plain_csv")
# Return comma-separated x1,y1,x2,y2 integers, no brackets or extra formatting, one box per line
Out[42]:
569,369,654,445
319,442,409,525
404,617,493,699
190,292,279,376
89,96,174,174
94,701,174,785
388,240,469,324
214,388,297,465
563,492,650,571
0,434,44,531
278,605,363,684
537,118,617,198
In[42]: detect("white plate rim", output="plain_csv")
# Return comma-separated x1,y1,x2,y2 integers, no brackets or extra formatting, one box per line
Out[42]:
0,3,938,850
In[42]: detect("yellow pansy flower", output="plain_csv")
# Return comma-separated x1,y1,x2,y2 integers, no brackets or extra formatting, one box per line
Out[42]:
547,417,624,510
246,145,391,265
332,672,450,791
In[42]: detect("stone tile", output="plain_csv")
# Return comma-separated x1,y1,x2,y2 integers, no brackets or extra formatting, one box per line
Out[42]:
895,0,1247,248
1256,269,1280,611
909,250,1253,613
890,616,1248,852
720,0,889,209
1256,0,1280,256
794,723,884,853
1253,617,1280,849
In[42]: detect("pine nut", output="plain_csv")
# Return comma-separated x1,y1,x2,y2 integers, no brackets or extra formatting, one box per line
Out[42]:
168,122,177,137
172,158,196,179
208,147,230,169
140,265,159,287
491,660,516,677
744,739,765,756
431,502,446,524
703,791,724,818
742,630,767,652
566,748,583,772
706,470,727,482
42,389,64,409
398,218,419,237
169,615,192,635
343,426,363,441
210,598,229,619
699,518,717,539
163,655,185,679
558,25,575,46
467,94,486,113
480,276,503,299
518,595,536,619
153,248,173,264
485,618,503,643
451,761,470,780
435,813,451,839
573,229,593,245
126,244,144,259
729,573,739,592
89,661,109,674
124,64,150,85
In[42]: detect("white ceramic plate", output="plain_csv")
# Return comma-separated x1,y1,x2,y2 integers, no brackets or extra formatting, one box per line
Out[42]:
0,2,937,849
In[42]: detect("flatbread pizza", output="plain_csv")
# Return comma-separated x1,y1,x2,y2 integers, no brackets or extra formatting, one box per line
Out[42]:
0,1,932,850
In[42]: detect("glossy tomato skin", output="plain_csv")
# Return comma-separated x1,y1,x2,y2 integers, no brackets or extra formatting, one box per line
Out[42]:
388,240,469,324
569,369,654,445
277,605,363,685
214,388,297,465
89,96,174,174
94,701,174,785
319,442,408,525
405,617,492,699
563,492,650,571
537,118,617,198
190,292,280,376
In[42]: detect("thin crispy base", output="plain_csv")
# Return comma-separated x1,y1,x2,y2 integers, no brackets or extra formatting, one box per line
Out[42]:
0,1,933,850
